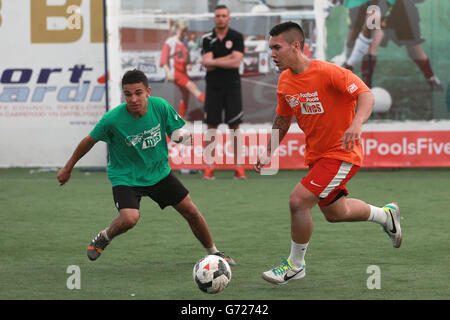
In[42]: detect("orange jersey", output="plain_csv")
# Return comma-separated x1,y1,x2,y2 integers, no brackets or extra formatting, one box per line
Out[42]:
276,60,370,166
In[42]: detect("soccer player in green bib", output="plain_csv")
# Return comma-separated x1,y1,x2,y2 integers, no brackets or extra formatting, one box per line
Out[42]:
57,69,235,266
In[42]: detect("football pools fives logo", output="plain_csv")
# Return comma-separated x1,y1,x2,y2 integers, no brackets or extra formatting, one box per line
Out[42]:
285,94,301,108
285,92,324,115
125,124,162,149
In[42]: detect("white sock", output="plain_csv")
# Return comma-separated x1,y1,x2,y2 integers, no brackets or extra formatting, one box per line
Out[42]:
288,240,308,267
368,205,387,226
102,228,111,241
206,245,218,255
344,41,355,60
346,33,372,67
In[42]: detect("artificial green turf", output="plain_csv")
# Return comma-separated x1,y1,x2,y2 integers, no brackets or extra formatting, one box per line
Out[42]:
1,168,449,300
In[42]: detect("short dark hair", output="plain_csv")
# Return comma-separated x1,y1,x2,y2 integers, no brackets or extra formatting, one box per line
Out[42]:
269,21,305,50
214,4,229,11
121,69,149,88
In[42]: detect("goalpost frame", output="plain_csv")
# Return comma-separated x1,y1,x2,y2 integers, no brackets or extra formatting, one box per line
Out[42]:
103,1,327,111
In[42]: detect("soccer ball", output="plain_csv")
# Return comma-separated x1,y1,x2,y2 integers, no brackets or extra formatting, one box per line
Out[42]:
193,255,232,294
372,87,392,113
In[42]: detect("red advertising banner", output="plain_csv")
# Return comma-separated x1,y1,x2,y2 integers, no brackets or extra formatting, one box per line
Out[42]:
361,131,450,167
168,130,450,169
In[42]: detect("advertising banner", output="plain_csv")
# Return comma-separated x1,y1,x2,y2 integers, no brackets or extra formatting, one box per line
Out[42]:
1,0,448,169
168,130,450,170
0,0,107,167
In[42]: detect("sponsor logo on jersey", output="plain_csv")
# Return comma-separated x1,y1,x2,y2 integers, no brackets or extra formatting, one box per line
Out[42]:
300,102,324,114
285,91,324,114
347,83,358,94
125,124,162,149
285,94,301,108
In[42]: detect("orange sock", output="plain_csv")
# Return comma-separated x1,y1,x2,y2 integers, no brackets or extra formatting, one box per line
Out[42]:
197,93,205,103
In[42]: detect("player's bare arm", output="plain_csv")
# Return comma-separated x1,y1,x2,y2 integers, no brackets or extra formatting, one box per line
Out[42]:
57,135,98,186
254,114,292,173
341,90,374,151
271,114,292,150
162,64,174,81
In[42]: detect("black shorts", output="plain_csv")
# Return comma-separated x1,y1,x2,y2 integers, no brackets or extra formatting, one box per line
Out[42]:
112,172,189,210
204,83,243,126
381,0,424,47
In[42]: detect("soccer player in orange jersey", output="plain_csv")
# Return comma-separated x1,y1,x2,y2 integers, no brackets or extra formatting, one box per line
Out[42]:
254,22,402,285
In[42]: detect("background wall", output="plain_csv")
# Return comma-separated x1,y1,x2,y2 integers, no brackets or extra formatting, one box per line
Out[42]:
0,0,107,167
0,0,448,168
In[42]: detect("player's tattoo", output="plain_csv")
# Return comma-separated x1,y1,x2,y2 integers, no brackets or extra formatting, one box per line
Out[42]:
267,114,292,155
273,114,291,141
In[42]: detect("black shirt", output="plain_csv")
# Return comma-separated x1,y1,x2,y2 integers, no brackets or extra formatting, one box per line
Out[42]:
202,27,244,88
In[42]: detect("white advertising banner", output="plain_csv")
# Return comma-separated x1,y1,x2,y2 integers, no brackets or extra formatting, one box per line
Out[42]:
0,0,107,167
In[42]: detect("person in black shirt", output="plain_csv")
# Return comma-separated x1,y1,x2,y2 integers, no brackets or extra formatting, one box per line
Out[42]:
201,5,246,180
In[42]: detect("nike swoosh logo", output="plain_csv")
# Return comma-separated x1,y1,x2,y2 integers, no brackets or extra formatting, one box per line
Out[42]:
310,180,321,187
283,268,303,281
388,210,397,234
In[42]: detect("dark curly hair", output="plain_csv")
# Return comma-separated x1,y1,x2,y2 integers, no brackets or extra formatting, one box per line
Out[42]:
121,69,149,88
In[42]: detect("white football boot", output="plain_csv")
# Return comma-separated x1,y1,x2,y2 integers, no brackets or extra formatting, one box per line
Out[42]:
382,202,402,248
330,52,346,66
261,258,306,285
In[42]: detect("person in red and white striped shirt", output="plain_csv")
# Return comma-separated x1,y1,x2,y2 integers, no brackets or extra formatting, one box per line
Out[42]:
160,21,205,119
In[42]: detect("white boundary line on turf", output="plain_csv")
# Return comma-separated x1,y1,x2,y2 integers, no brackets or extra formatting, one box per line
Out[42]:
241,78,277,89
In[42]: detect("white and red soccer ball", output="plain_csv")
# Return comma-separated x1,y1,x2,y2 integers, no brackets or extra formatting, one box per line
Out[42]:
372,87,392,113
193,255,232,294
